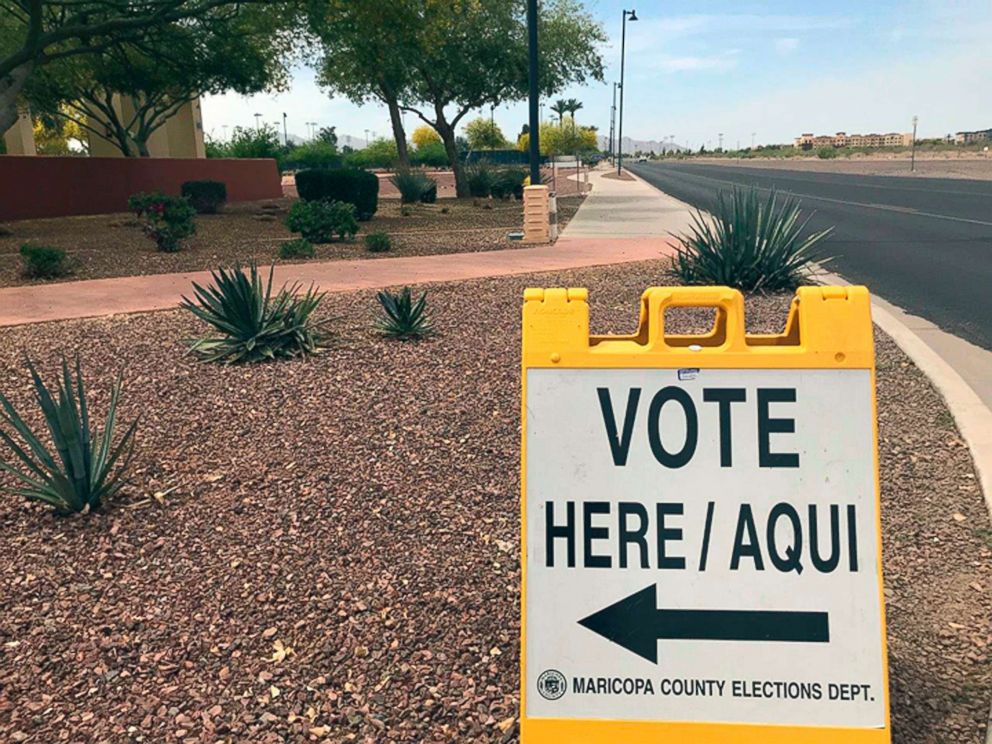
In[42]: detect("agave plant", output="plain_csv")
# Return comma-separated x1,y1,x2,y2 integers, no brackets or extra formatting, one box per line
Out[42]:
376,286,433,340
0,356,138,514
672,186,833,291
181,263,330,364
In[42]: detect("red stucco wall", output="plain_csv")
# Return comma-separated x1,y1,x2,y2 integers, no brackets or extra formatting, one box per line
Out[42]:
0,156,282,221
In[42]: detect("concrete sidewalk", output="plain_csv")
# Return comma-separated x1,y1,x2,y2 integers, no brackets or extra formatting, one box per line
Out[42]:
558,166,696,239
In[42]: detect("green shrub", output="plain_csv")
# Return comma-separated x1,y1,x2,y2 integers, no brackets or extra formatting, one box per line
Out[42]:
0,356,138,514
364,232,392,253
128,192,197,252
411,141,448,168
390,170,437,204
181,180,227,214
283,141,341,171
180,263,329,364
285,200,358,243
210,125,283,160
343,137,399,169
20,244,69,279
279,238,315,259
491,168,526,199
295,168,379,220
376,286,433,340
672,187,832,291
466,160,495,197
816,146,838,160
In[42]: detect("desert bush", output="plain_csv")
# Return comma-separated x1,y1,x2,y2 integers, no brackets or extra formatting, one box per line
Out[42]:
279,238,315,259
283,141,341,171
672,187,832,291
128,192,197,252
491,168,527,199
181,263,329,364
295,168,379,220
400,205,413,217
364,232,392,253
816,146,838,160
410,141,448,168
20,244,69,279
376,286,433,340
181,180,227,214
391,170,437,204
0,356,138,514
466,160,495,198
285,200,358,243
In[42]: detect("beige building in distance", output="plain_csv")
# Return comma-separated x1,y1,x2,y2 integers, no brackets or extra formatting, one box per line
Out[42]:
2,97,205,158
794,131,913,149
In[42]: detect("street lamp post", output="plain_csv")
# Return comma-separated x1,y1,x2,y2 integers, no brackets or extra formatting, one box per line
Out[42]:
526,0,541,186
910,115,918,173
617,9,638,175
253,112,262,131
283,113,289,147
609,82,618,162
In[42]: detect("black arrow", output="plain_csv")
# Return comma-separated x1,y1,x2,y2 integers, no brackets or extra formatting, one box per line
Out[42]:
578,584,829,664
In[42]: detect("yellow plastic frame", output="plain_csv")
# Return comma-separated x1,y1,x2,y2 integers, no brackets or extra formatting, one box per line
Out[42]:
519,285,890,744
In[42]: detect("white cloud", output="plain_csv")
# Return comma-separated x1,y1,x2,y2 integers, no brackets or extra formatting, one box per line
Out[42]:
651,52,740,74
774,37,800,55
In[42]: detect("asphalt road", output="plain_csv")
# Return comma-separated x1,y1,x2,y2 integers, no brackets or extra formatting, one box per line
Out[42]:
626,161,992,351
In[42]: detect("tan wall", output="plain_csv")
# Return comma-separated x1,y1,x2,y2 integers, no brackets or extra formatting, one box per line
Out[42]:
86,96,205,158
2,111,36,155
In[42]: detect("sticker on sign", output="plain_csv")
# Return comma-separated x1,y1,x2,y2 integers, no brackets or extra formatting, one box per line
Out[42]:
519,286,890,743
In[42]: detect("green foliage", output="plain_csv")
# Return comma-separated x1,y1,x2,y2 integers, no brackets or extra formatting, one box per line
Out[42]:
0,356,138,514
816,146,838,159
390,170,437,204
20,244,69,279
672,187,833,292
278,238,315,259
283,141,341,171
180,263,329,364
210,125,284,160
364,232,392,253
376,287,433,340
465,117,508,150
344,137,399,169
410,141,448,168
295,168,379,220
181,180,227,214
466,160,496,198
491,168,526,200
285,200,358,244
127,192,197,252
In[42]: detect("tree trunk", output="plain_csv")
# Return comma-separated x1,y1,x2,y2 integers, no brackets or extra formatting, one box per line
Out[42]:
385,96,410,169
435,114,467,197
0,60,34,137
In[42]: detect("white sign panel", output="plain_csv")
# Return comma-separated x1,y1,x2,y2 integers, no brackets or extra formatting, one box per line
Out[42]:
524,367,885,728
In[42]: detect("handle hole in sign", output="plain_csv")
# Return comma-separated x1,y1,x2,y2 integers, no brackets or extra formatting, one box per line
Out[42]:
663,306,727,348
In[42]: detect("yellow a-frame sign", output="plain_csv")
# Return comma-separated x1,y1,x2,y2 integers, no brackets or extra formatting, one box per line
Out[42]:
520,286,890,743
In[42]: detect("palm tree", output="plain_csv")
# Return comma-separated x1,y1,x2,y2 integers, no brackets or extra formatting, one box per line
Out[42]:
565,99,583,127
550,99,568,125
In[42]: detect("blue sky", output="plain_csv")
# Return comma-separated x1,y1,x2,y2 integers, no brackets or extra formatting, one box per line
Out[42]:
203,0,992,148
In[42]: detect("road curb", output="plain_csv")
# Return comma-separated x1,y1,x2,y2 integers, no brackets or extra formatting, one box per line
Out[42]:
816,267,992,520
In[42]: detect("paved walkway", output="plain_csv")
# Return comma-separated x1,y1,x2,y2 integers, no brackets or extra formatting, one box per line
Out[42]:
0,168,679,327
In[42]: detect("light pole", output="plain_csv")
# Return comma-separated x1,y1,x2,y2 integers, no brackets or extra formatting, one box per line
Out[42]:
364,129,370,147
718,132,723,151
617,8,638,175
609,82,618,162
526,0,541,185
253,112,262,130
222,124,229,141
910,115,918,173
283,113,288,147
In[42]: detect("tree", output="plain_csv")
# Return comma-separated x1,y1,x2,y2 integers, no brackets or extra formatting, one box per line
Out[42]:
309,0,605,195
32,113,86,154
550,98,568,124
316,125,338,147
563,98,583,126
464,117,507,150
518,117,597,157
1,0,278,138
411,124,441,149
309,1,417,168
25,7,290,156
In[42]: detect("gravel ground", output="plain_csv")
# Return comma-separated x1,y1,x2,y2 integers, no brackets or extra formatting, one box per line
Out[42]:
0,196,585,289
0,260,988,743
685,156,992,181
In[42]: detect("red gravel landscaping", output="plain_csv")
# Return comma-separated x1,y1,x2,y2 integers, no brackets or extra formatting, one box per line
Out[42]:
0,261,989,743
